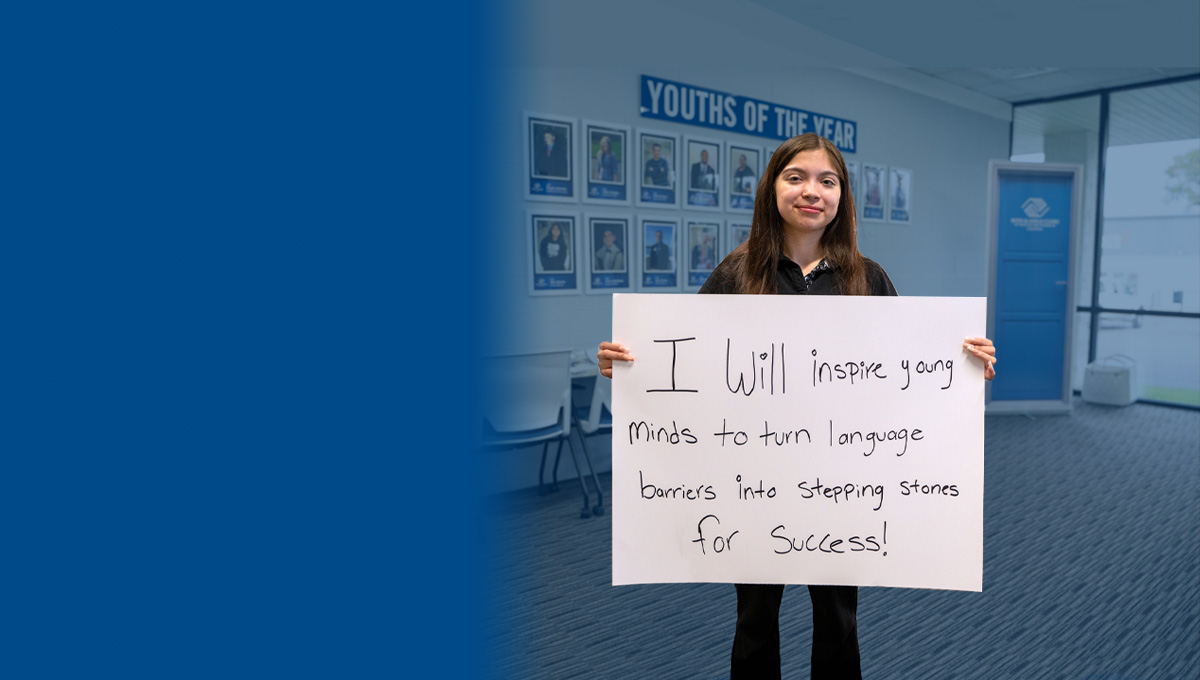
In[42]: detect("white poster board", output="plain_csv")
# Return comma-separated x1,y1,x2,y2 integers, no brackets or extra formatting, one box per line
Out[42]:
611,294,986,592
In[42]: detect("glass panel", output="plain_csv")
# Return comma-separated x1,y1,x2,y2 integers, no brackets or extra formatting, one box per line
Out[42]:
1102,81,1200,314
1011,95,1102,307
1071,311,1091,392
1093,314,1200,406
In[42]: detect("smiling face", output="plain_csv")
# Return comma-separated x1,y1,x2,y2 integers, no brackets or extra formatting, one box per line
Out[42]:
774,148,842,237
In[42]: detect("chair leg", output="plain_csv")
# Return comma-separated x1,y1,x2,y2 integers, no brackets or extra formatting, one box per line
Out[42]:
560,436,592,519
572,418,605,517
550,440,563,493
538,441,553,495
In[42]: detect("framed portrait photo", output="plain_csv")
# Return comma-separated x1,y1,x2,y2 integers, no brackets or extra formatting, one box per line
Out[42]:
888,167,912,224
525,111,578,203
637,216,680,292
584,213,634,294
684,217,722,291
860,162,888,223
635,128,680,209
726,143,761,213
581,120,631,206
845,161,860,217
684,136,722,211
727,219,752,259
764,143,781,166
527,209,582,295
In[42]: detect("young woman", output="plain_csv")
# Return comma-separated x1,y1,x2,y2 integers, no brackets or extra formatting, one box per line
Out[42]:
538,222,568,271
594,135,618,182
597,133,996,680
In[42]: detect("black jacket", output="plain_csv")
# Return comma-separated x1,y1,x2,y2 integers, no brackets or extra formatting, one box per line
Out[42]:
698,254,897,296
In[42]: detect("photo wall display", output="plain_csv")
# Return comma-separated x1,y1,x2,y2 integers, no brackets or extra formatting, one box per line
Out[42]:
635,128,680,209
726,143,762,213
888,167,912,224
584,213,635,294
527,209,582,296
860,162,887,223
845,161,860,217
522,111,906,216
582,120,631,206
684,216,722,291
521,111,916,295
637,215,680,292
727,219,752,259
683,136,723,212
525,112,578,203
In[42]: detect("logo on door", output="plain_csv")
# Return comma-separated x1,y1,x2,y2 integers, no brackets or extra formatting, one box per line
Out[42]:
1012,197,1059,231
1021,197,1050,218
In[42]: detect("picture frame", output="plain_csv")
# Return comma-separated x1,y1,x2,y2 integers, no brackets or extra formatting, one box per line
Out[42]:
888,167,912,224
527,209,582,295
684,217,722,291
581,120,631,206
634,128,680,209
684,136,722,211
860,162,888,223
764,143,781,167
727,219,752,259
637,216,680,292
845,161,860,217
584,213,635,294
726,143,761,213
525,112,578,203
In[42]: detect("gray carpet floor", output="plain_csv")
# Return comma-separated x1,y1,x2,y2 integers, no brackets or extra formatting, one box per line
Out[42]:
480,398,1199,679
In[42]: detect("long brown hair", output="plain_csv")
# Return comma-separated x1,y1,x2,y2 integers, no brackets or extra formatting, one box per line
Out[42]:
728,133,869,295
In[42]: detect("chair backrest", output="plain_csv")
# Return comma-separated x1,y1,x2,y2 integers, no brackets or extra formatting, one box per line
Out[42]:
480,349,572,434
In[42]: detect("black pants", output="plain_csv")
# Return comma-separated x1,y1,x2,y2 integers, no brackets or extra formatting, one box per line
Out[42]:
730,584,861,680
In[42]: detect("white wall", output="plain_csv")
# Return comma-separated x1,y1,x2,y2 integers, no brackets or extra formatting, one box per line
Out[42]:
481,0,1012,495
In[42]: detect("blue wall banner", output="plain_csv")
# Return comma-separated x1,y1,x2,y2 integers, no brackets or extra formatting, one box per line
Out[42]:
640,75,858,152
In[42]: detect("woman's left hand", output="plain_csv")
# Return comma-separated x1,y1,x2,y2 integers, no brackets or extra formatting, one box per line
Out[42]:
964,337,997,380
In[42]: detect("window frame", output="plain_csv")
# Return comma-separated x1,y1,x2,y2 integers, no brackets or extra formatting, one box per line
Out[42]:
1009,74,1200,410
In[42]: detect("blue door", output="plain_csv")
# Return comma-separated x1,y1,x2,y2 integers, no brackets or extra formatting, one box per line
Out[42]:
990,166,1077,404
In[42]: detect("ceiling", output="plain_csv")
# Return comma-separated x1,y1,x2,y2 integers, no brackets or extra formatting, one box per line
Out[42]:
910,67,1199,104
1010,78,1200,154
744,0,1200,104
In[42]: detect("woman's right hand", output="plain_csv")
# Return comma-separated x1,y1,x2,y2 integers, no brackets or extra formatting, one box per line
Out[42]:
597,341,633,379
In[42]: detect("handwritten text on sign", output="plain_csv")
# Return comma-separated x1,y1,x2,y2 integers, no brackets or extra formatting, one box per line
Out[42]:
611,294,985,592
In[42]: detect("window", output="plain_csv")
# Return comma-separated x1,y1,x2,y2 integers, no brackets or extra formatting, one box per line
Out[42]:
1012,77,1200,408
1011,96,1101,307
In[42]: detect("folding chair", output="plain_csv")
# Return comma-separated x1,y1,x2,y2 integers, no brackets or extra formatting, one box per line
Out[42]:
569,372,609,517
480,349,596,519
